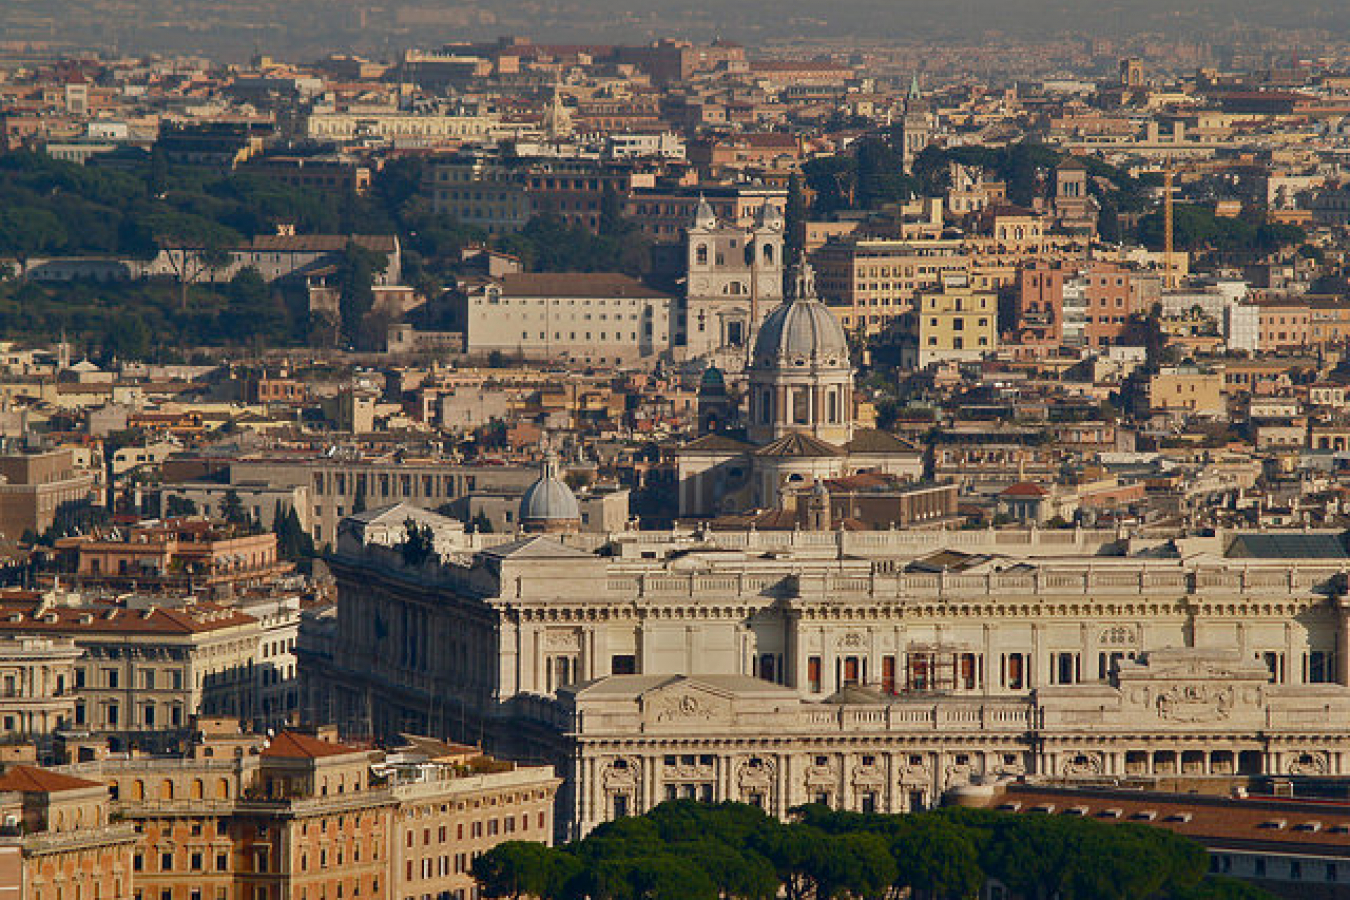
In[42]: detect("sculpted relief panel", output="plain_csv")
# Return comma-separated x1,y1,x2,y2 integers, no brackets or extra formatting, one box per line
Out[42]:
641,686,733,729
1154,684,1236,723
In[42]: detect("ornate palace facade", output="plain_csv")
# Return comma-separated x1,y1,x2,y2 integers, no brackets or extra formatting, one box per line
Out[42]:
307,512,1350,837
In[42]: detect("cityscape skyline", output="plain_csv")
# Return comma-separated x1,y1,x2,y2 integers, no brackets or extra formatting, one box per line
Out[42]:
1,5,1350,898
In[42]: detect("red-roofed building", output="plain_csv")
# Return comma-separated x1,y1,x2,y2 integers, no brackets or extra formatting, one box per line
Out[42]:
32,726,559,900
68,518,286,589
0,592,261,752
0,764,135,900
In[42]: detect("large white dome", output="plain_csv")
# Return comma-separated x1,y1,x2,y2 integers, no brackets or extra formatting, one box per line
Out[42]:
751,264,850,370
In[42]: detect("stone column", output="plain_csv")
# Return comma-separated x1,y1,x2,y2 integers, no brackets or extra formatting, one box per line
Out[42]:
1285,622,1297,685
1030,623,1041,688
1335,598,1350,687
1080,622,1092,683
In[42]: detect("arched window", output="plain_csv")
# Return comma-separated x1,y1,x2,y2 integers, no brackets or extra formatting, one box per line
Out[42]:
763,244,774,264
760,390,773,424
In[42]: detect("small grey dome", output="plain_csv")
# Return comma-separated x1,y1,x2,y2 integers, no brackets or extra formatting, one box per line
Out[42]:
519,452,580,525
699,365,727,392
752,264,850,369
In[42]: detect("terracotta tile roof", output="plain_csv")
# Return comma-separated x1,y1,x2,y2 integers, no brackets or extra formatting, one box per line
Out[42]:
679,433,754,454
262,731,361,760
822,472,895,490
753,433,842,458
1001,481,1048,498
244,234,396,254
0,601,255,636
0,765,103,793
843,429,920,455
495,273,673,300
996,784,1350,856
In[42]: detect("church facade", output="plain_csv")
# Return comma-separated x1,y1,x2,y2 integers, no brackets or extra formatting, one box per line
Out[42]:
681,196,785,358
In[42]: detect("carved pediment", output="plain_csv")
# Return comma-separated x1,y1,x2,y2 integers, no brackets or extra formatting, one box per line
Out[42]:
639,679,734,729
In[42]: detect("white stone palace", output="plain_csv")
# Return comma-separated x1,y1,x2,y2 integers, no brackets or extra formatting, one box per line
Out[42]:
306,493,1350,837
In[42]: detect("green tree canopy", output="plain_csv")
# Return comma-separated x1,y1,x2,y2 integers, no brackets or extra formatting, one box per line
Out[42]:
471,801,1260,900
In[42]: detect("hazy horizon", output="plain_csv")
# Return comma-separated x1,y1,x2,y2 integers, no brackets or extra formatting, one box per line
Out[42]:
3,0,1350,62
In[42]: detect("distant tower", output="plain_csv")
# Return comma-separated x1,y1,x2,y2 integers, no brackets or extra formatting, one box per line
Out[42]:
696,365,734,435
806,480,832,531
1120,57,1144,89
1052,157,1093,233
542,82,573,141
899,74,932,173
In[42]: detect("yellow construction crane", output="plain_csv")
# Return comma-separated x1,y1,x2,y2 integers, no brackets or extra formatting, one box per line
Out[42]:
1163,162,1176,289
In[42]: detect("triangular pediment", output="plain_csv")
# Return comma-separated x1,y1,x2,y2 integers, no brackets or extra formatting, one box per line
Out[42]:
638,675,738,728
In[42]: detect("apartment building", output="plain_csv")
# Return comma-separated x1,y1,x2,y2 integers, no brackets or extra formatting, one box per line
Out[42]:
227,457,537,546
1012,261,1068,348
453,273,676,366
69,520,285,590
242,155,373,195
8,727,561,900
0,593,261,752
1144,366,1227,417
1083,263,1158,348
0,637,80,751
1256,298,1314,351
0,766,137,900
425,153,649,234
0,449,99,542
303,109,501,145
899,276,999,367
813,238,969,335
385,737,560,900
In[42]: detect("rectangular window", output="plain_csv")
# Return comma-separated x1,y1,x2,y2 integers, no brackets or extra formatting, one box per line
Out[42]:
1262,651,1283,683
808,656,822,693
959,653,977,690
1309,651,1331,684
1053,652,1078,685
